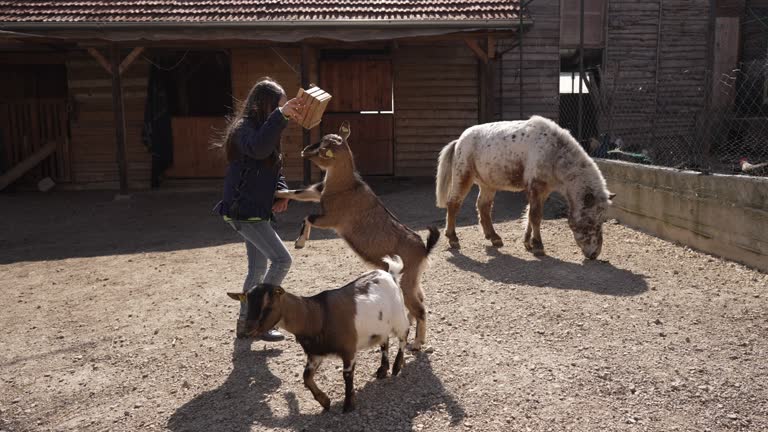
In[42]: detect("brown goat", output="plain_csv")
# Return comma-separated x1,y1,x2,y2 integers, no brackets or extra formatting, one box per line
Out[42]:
276,121,440,350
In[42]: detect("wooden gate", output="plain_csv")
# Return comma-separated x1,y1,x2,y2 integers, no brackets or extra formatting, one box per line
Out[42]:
320,57,393,175
0,98,71,182
164,116,228,178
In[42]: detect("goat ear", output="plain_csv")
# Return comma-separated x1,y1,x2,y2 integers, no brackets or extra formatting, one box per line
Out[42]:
227,292,247,303
339,121,351,141
608,192,617,200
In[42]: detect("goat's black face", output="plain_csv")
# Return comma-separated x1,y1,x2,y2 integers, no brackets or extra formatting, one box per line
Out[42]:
227,284,284,336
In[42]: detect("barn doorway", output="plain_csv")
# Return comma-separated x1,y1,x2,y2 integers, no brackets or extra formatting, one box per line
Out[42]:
0,62,70,185
143,50,232,185
319,50,393,176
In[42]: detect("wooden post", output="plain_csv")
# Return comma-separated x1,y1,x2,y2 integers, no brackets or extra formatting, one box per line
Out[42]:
479,59,497,124
110,44,128,195
471,36,496,124
301,44,311,186
486,36,497,122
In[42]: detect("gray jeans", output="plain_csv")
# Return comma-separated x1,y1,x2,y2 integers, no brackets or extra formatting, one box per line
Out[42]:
228,220,292,319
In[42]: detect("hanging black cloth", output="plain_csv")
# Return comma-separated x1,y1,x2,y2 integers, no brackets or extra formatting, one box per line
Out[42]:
142,63,175,188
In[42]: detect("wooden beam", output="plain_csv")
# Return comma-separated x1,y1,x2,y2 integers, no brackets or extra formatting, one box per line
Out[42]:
110,44,128,194
0,52,67,64
301,43,312,186
119,47,144,75
487,35,496,59
0,141,56,191
464,38,488,64
87,47,112,75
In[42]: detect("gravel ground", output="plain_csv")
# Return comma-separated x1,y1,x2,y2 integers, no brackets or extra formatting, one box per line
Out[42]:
1,181,766,432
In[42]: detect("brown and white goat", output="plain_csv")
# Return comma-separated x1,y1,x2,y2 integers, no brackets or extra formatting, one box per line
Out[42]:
228,256,410,413
275,121,440,350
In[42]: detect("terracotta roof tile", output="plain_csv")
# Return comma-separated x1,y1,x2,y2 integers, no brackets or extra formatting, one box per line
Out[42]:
0,1,522,23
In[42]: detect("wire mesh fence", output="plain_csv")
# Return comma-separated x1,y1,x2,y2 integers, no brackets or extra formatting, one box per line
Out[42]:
558,64,768,177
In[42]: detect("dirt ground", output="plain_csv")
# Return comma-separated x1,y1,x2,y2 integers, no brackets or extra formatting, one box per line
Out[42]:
1,181,766,432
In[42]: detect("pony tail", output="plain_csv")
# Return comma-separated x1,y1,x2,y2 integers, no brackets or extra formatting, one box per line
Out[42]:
436,140,457,208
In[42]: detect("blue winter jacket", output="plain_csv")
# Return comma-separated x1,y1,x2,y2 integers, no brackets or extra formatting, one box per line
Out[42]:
215,108,289,221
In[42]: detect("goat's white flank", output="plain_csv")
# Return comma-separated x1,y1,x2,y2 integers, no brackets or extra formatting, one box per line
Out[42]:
353,256,409,351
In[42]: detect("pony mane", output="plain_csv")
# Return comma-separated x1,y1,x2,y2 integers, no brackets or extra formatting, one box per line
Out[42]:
528,115,610,204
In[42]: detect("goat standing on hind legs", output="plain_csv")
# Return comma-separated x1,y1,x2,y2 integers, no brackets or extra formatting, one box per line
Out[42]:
276,121,440,350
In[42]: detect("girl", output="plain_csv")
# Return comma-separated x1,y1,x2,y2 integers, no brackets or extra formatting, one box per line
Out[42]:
214,77,304,340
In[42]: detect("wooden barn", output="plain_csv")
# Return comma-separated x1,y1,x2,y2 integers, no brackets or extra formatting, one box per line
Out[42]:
0,1,752,191
0,0,542,192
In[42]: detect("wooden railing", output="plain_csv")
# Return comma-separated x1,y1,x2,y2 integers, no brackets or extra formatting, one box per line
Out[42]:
0,98,71,183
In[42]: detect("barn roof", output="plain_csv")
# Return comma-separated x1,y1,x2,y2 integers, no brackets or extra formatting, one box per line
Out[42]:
0,1,523,24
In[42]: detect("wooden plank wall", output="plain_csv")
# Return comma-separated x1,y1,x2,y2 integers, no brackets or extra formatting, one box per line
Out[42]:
602,0,660,149
655,0,710,138
604,0,711,151
742,0,768,62
230,47,319,183
66,51,151,189
497,0,561,121
393,42,478,177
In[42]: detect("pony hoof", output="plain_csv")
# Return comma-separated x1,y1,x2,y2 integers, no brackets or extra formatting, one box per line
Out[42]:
408,342,422,351
532,248,546,257
490,238,504,247
524,242,533,251
343,404,356,413
448,240,461,249
294,241,306,249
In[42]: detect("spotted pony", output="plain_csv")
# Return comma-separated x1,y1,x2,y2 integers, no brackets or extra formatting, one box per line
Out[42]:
435,115,615,259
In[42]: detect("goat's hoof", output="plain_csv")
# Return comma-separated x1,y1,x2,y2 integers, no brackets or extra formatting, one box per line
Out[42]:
375,367,388,380
318,395,331,411
342,401,356,413
392,363,404,376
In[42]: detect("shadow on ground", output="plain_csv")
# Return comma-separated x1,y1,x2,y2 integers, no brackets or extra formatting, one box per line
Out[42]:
446,247,648,296
167,339,464,432
0,179,561,264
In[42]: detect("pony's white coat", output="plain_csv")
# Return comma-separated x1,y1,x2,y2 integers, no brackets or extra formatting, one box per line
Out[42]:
436,116,613,258
446,116,608,202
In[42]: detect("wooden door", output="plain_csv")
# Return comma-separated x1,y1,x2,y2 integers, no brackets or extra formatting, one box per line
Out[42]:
320,58,393,175
165,116,228,178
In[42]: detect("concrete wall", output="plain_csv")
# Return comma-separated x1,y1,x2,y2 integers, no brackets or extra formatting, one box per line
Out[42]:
596,160,768,273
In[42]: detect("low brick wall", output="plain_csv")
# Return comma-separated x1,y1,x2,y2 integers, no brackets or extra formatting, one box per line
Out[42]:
596,160,768,273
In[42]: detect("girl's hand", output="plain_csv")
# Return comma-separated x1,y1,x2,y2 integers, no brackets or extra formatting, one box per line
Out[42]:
281,98,304,120
272,198,289,213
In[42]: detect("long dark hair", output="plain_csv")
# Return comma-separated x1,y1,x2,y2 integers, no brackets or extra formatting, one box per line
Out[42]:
219,77,286,162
